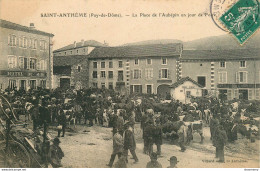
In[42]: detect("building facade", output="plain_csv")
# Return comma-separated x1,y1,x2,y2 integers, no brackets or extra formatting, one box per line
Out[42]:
53,40,106,57
87,43,182,97
53,56,89,90
170,77,203,104
0,19,54,90
180,49,260,100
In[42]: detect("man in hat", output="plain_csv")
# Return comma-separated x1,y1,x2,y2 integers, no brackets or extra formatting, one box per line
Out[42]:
49,137,64,168
214,125,228,162
144,119,155,155
167,156,179,168
57,109,67,137
146,152,162,168
107,129,124,168
123,121,139,164
153,118,163,155
177,121,186,152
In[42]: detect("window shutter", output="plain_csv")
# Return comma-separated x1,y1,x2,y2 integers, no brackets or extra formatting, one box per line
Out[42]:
14,36,17,46
130,85,133,94
130,70,133,79
8,35,10,45
14,56,17,67
37,60,40,70
245,72,248,83
224,73,227,83
168,69,170,79
140,85,142,94
159,69,161,79
235,72,239,83
139,69,142,79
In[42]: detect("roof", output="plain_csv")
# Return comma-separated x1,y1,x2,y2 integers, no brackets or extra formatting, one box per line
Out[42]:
88,43,182,59
53,55,87,67
181,49,260,61
170,77,204,89
53,40,106,52
0,19,54,37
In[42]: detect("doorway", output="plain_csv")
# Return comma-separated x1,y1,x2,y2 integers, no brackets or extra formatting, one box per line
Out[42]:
197,76,206,87
20,80,26,90
239,89,248,100
60,78,70,89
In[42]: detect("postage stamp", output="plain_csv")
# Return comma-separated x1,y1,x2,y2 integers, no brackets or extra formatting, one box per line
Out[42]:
219,0,260,44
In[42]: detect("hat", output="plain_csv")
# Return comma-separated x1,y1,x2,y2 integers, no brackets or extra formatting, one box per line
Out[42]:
53,137,61,144
169,156,179,163
150,152,158,159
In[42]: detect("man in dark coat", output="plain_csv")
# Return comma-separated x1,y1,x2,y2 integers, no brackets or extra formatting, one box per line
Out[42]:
144,120,155,155
49,137,64,168
31,101,39,131
123,122,138,164
39,100,51,129
213,125,228,162
210,114,219,140
153,119,163,155
57,109,67,137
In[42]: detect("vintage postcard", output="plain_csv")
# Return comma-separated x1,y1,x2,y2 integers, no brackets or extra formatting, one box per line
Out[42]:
0,0,259,169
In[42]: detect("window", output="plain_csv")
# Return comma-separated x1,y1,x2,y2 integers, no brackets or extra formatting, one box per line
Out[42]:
109,82,113,90
248,89,253,100
145,68,153,80
240,61,246,68
162,58,167,65
101,83,106,89
200,64,203,66
186,91,191,98
77,50,79,54
40,80,46,88
77,66,81,72
37,60,46,70
19,57,24,69
161,69,168,79
92,71,97,78
118,71,124,81
33,39,37,49
9,80,16,89
234,89,239,99
108,71,113,79
19,37,22,47
227,89,232,100
101,62,105,68
101,71,106,78
236,71,247,83
131,85,142,94
8,56,17,68
93,62,97,68
256,89,260,100
134,59,139,65
220,61,226,68
65,52,67,55
39,40,46,50
133,69,141,79
92,82,98,88
118,61,123,68
8,35,17,46
109,61,113,68
23,37,27,48
70,51,72,54
29,58,36,70
147,59,152,65
29,80,36,89
218,72,227,83
147,85,152,94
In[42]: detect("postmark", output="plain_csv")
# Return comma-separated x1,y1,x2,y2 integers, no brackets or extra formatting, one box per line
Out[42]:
210,0,238,32
218,0,260,44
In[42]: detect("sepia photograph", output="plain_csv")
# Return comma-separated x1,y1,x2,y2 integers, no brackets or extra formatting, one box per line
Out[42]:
0,0,259,169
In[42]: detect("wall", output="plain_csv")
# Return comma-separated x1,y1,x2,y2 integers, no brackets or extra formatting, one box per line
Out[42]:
171,81,202,103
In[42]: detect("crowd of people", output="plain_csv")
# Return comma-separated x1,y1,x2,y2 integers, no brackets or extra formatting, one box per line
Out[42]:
0,86,259,168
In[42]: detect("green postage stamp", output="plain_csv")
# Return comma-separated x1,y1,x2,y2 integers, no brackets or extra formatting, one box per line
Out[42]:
219,0,260,45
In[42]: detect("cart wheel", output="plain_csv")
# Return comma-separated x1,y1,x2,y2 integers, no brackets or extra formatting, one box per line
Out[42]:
5,140,31,168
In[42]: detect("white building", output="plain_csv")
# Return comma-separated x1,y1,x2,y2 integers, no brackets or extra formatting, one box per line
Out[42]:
170,77,203,104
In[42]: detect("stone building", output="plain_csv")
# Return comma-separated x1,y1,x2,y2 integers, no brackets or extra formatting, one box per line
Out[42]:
53,40,106,57
180,49,260,100
53,55,89,89
0,19,54,90
87,43,183,97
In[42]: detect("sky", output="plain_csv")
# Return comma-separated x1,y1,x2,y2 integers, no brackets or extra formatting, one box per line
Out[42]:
0,0,228,50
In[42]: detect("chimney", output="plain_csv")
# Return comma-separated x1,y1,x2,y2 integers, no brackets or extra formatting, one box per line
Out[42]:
81,39,84,46
74,41,77,48
29,23,35,29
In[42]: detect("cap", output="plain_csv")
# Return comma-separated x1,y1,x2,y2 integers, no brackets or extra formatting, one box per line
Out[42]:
169,156,179,162
53,137,61,144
